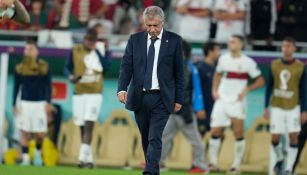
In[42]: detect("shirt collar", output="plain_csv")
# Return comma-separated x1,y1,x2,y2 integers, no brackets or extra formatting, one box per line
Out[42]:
147,28,163,41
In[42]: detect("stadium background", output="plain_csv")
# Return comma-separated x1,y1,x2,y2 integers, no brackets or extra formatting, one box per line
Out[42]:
1,0,307,174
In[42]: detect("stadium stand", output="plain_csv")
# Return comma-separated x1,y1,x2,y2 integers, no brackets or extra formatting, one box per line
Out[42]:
164,132,192,170
241,117,271,172
94,109,134,167
216,128,236,171
128,127,145,168
57,119,81,165
296,145,307,174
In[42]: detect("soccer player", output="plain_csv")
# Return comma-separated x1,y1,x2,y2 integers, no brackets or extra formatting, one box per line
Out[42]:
0,0,30,24
208,35,265,173
264,37,307,175
13,40,52,166
64,28,110,168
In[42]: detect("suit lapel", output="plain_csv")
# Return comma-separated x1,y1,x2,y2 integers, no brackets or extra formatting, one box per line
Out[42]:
158,30,169,66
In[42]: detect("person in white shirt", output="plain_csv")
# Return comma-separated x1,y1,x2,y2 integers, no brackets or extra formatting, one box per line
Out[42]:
208,35,265,174
214,0,247,44
175,0,212,42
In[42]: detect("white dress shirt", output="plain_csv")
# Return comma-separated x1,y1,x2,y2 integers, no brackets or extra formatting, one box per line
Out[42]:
147,28,163,90
118,29,164,95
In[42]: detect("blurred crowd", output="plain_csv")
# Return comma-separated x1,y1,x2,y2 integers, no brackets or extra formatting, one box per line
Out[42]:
1,0,307,46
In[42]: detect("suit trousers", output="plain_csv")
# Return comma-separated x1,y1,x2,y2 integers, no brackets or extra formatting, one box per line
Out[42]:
135,92,170,175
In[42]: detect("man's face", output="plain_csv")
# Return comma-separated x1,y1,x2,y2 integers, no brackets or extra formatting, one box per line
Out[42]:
228,37,242,52
32,1,42,14
212,46,221,61
84,38,96,51
282,41,296,58
24,44,38,59
144,17,163,37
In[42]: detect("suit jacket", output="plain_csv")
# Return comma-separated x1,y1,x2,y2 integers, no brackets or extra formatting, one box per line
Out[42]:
117,29,184,113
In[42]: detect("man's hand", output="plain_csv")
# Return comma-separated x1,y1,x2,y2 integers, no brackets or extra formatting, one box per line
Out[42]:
45,103,54,114
238,88,249,101
69,75,81,84
117,91,127,104
13,106,19,117
263,108,270,120
212,90,219,101
174,103,182,113
301,111,307,124
196,110,206,120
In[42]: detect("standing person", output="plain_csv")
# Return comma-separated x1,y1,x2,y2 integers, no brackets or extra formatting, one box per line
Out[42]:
197,41,220,137
175,0,212,42
13,40,52,166
117,6,184,175
214,0,247,44
64,28,110,168
0,0,30,24
208,35,265,174
263,37,307,175
160,40,207,174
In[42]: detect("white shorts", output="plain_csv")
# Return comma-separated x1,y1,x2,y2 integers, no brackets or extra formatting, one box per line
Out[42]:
270,106,301,134
72,94,102,126
210,99,246,127
17,100,48,133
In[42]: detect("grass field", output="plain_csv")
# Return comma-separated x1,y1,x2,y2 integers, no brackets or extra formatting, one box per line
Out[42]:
0,165,266,175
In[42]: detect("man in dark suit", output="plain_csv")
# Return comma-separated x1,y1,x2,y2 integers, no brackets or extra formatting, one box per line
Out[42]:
117,6,184,175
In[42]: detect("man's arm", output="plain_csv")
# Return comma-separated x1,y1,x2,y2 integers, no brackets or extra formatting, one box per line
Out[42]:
96,49,111,74
174,37,184,106
214,10,246,20
64,51,81,83
189,9,210,18
13,69,21,106
117,36,133,93
263,67,273,119
117,36,134,104
212,72,222,100
45,69,52,103
190,63,204,111
300,66,307,124
12,0,30,24
239,75,265,100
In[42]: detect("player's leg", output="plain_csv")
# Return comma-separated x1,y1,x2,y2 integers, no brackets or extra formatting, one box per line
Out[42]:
230,117,245,173
72,94,88,167
285,106,301,173
79,94,102,168
270,107,286,174
33,132,45,166
20,130,30,165
32,101,48,166
18,101,32,165
160,114,180,168
181,115,207,173
227,100,246,173
208,100,227,170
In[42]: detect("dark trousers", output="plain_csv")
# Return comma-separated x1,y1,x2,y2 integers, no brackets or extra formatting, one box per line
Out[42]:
134,92,170,175
293,122,307,172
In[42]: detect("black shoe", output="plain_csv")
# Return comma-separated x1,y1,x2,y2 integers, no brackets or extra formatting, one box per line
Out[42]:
273,161,283,175
78,162,94,169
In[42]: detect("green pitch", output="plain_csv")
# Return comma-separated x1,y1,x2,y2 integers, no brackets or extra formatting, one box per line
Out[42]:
0,165,266,175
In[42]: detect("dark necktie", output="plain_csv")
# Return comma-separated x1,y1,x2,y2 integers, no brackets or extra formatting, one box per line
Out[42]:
143,37,158,90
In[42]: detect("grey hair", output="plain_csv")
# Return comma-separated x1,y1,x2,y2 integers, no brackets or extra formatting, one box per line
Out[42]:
143,6,165,22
